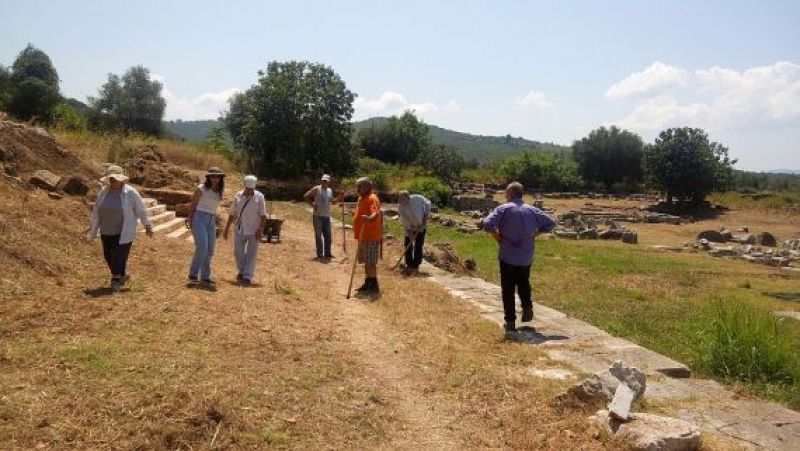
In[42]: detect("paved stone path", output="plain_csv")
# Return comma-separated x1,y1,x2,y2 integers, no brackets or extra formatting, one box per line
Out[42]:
420,262,800,450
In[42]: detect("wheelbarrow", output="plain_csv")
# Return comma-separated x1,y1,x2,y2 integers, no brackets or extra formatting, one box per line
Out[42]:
263,215,284,243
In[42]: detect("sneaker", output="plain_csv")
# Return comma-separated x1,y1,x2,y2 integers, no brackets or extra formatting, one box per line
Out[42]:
110,279,123,292
522,308,533,322
325,254,335,259
188,275,199,284
368,279,380,294
120,274,131,285
241,279,252,285
201,279,216,286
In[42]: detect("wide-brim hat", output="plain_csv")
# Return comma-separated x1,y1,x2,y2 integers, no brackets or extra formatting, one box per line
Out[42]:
205,167,226,177
100,165,129,183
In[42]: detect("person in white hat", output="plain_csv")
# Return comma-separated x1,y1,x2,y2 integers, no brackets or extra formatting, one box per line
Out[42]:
223,175,267,284
303,174,340,260
87,165,153,291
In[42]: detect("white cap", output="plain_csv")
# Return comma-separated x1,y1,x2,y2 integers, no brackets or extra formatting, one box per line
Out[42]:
244,175,257,189
321,174,331,182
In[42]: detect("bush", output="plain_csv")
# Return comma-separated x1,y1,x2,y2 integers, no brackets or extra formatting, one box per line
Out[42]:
698,300,798,386
499,151,582,191
52,102,86,131
402,176,453,206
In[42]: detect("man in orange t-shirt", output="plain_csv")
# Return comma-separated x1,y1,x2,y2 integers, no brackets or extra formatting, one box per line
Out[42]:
353,177,382,294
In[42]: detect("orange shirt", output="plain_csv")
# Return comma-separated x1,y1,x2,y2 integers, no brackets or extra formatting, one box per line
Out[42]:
353,193,382,241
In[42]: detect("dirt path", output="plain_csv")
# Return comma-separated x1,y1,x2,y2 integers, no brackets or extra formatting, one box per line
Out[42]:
275,218,461,449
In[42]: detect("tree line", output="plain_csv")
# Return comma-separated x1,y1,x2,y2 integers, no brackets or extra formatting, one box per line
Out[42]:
5,44,792,204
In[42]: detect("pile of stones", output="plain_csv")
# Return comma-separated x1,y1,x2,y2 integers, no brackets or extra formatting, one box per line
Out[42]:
693,227,799,268
553,212,638,244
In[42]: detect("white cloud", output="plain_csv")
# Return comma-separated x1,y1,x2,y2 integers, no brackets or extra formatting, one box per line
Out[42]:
611,61,800,132
605,61,688,99
154,74,239,120
516,90,554,108
354,91,460,118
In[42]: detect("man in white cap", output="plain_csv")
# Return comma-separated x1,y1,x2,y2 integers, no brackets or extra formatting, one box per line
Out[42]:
223,175,268,284
303,174,339,260
397,190,432,274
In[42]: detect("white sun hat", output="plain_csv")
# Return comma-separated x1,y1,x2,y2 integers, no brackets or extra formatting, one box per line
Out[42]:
100,165,129,183
244,174,257,189
321,174,331,182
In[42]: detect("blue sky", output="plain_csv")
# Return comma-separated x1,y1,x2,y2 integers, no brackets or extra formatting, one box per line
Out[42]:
2,0,799,170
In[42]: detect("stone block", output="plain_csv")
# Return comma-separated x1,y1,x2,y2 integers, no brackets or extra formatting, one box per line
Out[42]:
592,410,701,451
29,169,61,191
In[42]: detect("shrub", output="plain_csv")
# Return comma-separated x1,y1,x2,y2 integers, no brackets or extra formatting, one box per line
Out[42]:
52,102,86,131
403,176,453,206
698,300,798,386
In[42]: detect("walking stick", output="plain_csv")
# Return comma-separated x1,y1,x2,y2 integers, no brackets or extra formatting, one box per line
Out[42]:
391,228,421,270
341,202,347,254
346,221,367,299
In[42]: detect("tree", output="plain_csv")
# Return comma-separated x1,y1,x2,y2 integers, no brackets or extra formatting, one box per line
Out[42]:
643,127,736,204
416,144,464,182
0,65,11,110
88,66,166,136
499,151,582,192
7,44,61,121
572,126,644,192
223,61,356,177
357,111,431,164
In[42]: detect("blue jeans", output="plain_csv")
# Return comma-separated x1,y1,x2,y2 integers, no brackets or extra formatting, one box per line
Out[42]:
313,215,332,258
234,233,259,280
190,211,216,280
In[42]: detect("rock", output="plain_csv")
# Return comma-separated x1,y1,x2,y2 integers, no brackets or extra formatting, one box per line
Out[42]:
592,410,701,451
440,218,455,227
0,144,13,161
47,191,63,200
608,383,635,421
556,372,617,405
599,229,624,240
3,163,19,177
609,360,646,397
732,233,756,245
174,202,191,217
738,226,749,233
755,232,777,247
621,231,638,244
29,169,61,191
719,228,732,241
464,258,477,271
696,230,725,243
141,188,193,206
579,228,599,240
709,246,738,257
57,175,89,196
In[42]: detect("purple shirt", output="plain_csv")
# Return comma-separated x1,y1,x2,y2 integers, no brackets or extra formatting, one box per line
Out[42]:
481,198,556,266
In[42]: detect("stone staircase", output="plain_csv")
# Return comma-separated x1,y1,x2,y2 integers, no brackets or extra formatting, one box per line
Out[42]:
140,197,192,239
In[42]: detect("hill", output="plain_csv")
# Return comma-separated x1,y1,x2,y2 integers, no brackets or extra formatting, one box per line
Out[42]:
766,169,800,175
165,118,570,163
163,119,225,142
354,117,570,163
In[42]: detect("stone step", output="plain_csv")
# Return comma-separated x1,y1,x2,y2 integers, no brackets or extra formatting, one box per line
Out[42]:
142,198,157,208
149,211,176,226
152,217,185,235
147,204,167,216
166,226,191,240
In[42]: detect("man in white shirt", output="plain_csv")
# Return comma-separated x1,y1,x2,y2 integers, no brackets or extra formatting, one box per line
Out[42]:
398,191,432,273
223,175,268,284
304,174,339,260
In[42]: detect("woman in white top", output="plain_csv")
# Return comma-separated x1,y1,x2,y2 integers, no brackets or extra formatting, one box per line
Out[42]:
187,167,225,285
88,165,153,291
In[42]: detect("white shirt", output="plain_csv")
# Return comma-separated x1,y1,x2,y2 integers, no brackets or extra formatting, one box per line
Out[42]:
310,185,333,217
399,194,432,232
229,190,267,235
196,184,222,214
89,184,153,244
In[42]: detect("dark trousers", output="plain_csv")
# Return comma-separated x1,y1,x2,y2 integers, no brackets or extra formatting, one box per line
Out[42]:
313,215,332,258
499,260,532,325
404,229,426,269
101,234,132,278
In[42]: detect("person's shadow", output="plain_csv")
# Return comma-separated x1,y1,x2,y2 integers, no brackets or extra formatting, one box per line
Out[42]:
83,287,126,298
507,326,570,344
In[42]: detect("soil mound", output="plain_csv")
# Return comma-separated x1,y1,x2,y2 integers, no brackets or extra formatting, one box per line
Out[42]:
0,120,96,180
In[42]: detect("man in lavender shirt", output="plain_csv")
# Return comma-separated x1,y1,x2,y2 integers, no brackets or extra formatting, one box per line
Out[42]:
478,182,556,337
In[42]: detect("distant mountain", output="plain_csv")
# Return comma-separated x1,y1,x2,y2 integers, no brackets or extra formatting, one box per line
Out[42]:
163,119,225,142
765,169,800,175
354,117,569,163
166,117,570,163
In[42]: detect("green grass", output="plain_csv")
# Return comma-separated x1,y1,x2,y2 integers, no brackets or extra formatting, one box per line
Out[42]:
710,190,800,211
394,220,800,409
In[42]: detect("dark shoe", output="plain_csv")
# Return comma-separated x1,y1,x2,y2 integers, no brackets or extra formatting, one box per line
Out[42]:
110,278,123,292
119,274,130,285
240,278,251,285
325,254,335,259
201,279,216,285
188,275,199,284
504,323,518,340
369,279,380,294
522,308,533,322
236,274,243,282
504,322,516,332
355,280,369,292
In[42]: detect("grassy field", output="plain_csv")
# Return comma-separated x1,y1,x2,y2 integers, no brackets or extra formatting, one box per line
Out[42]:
387,219,800,409
710,190,800,211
